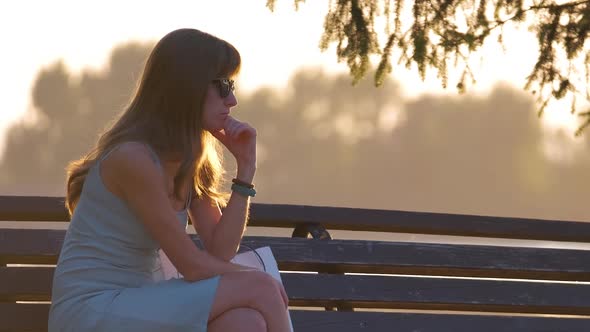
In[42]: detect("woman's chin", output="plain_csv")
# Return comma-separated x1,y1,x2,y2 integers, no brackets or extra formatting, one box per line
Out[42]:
204,124,224,133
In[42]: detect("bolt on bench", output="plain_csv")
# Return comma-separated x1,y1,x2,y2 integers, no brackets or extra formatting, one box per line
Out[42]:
1,196,590,331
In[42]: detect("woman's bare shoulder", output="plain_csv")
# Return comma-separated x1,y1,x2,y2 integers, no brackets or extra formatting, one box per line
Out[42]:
101,141,155,170
100,142,163,198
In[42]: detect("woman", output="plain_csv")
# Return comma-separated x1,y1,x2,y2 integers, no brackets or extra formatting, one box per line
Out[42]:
48,28,291,332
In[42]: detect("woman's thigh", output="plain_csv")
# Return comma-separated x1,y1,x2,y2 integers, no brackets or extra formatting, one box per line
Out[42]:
98,277,220,332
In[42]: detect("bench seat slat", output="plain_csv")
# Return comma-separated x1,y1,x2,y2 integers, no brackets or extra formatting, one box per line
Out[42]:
1,303,589,332
3,229,590,281
3,267,590,315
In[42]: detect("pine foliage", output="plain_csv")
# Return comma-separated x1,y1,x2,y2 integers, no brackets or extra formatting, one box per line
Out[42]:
267,0,590,134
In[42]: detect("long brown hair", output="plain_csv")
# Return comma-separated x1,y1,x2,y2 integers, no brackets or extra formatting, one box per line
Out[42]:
65,28,240,215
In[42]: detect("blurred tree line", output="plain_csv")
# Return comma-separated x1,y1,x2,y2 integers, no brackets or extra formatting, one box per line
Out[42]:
1,42,589,222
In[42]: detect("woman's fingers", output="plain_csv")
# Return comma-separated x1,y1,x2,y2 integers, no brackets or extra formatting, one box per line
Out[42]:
224,117,240,138
234,123,255,139
224,116,255,139
230,123,243,139
276,280,289,309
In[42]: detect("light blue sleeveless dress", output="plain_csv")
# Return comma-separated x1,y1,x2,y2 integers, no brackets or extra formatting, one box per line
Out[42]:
48,143,220,332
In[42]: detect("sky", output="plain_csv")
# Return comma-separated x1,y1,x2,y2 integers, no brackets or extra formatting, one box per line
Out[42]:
0,0,583,156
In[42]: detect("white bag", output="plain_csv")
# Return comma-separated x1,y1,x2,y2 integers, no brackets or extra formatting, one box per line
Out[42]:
156,246,294,331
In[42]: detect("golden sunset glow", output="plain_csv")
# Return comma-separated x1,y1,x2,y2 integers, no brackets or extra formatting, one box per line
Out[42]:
0,0,584,157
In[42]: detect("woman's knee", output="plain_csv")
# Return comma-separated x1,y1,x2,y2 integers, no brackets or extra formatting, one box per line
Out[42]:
209,270,283,318
208,308,266,332
239,308,266,331
247,271,284,307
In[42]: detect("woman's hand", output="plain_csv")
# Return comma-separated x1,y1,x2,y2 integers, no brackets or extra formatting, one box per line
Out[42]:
275,278,289,310
210,116,256,180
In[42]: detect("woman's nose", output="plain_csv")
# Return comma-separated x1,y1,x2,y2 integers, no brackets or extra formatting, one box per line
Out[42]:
225,91,238,107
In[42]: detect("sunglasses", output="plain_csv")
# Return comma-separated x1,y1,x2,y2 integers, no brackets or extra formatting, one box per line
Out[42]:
212,78,235,98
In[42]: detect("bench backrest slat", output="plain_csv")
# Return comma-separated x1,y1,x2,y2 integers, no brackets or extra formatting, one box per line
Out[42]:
2,196,590,242
2,305,589,332
290,311,590,332
0,303,50,332
2,229,590,281
3,267,590,315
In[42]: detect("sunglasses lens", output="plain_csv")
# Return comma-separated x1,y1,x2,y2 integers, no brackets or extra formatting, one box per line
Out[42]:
214,79,234,98
221,83,230,98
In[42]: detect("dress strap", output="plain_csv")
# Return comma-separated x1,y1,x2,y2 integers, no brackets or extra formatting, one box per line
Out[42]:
141,143,163,170
184,187,192,210
98,145,120,163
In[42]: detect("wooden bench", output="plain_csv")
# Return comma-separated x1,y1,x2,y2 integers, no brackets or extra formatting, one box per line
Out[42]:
2,195,590,331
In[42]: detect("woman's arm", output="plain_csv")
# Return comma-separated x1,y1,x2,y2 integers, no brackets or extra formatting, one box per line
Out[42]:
195,116,257,260
189,184,252,262
102,142,251,281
